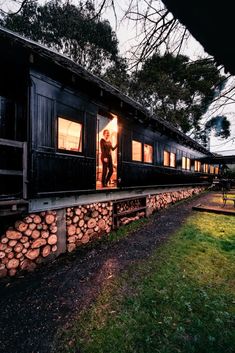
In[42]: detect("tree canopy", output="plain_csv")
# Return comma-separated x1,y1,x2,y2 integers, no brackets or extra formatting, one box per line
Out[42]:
128,53,230,142
0,0,231,145
0,0,120,74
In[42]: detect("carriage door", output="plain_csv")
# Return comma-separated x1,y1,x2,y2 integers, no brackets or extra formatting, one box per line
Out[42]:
96,114,118,189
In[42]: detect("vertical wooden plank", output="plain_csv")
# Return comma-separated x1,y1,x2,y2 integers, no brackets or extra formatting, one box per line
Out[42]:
22,141,27,199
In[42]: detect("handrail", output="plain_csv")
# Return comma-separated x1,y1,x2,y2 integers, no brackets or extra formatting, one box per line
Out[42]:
0,138,24,148
0,138,27,199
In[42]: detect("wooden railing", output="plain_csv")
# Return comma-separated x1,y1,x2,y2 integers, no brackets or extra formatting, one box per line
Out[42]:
0,138,27,199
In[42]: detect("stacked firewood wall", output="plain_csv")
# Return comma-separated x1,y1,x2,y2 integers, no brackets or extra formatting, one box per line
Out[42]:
66,202,113,252
0,187,205,279
147,187,205,213
115,198,146,226
116,198,142,213
0,211,57,278
119,211,145,225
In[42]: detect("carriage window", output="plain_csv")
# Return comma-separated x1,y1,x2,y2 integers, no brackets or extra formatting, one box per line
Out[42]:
164,151,170,166
58,117,82,152
203,164,209,173
215,166,219,174
182,157,191,170
144,144,153,163
164,151,176,167
210,165,214,174
132,140,142,161
170,152,176,167
186,158,191,170
198,161,201,171
194,160,201,172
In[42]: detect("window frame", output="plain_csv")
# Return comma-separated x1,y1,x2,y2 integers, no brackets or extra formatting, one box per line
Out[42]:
194,160,201,172
182,156,191,171
163,150,176,168
203,163,209,173
170,152,176,168
132,140,154,164
57,116,83,155
132,139,143,162
209,165,215,174
163,150,170,167
144,143,153,164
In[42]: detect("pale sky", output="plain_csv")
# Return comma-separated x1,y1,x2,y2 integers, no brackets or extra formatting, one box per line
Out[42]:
101,1,235,155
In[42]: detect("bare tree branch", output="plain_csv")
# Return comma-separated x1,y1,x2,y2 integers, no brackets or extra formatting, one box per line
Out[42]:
0,0,28,15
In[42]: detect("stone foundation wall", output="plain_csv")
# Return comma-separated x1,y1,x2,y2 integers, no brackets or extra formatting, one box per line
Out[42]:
0,186,205,278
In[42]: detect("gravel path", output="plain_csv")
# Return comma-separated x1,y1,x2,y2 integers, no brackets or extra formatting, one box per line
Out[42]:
0,192,210,353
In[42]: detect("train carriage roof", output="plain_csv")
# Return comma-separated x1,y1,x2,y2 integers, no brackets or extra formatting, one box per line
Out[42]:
0,26,213,156
162,0,235,75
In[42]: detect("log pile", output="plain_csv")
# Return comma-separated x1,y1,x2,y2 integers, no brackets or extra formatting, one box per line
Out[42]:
0,211,58,278
120,211,145,225
147,187,205,214
114,198,146,226
116,198,143,214
66,202,113,252
0,187,205,279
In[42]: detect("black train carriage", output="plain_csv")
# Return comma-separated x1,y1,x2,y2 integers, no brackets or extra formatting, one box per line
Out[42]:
0,27,217,213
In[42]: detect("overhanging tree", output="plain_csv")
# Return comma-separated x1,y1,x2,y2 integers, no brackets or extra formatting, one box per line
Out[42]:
0,0,231,145
0,0,120,74
129,52,230,142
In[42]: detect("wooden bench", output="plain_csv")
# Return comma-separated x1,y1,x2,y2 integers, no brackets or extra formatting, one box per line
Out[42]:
222,189,235,207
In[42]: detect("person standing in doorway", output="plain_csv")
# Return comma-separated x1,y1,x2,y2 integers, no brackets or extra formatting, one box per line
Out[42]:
100,129,117,187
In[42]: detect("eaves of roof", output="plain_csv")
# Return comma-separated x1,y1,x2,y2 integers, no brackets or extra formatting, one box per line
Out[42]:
0,26,213,155
162,0,235,75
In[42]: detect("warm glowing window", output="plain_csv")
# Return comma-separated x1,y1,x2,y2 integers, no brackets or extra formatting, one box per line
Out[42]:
182,157,191,170
144,144,153,163
203,164,209,173
132,140,142,161
194,160,201,172
58,117,82,152
164,151,176,167
164,151,170,166
215,166,219,175
186,158,191,170
210,165,214,174
170,152,176,167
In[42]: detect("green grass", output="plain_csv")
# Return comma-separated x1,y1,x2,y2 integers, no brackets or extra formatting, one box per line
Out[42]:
108,217,148,242
56,212,235,353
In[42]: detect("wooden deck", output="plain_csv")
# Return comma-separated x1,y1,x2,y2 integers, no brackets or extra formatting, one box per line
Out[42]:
192,191,235,216
193,203,235,216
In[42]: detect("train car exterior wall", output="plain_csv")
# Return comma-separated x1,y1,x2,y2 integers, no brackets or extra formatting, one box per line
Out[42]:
28,70,211,198
29,70,97,197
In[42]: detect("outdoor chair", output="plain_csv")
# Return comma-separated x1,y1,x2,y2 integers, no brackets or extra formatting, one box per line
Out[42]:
222,187,235,208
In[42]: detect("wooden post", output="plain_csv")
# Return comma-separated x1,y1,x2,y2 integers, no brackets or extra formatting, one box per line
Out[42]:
56,208,67,255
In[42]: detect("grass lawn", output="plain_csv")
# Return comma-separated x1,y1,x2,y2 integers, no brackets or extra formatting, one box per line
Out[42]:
56,212,235,353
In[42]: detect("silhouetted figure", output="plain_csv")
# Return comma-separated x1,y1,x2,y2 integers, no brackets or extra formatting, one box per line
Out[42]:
100,129,117,187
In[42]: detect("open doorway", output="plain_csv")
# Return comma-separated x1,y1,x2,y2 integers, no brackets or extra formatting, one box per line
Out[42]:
96,114,118,189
